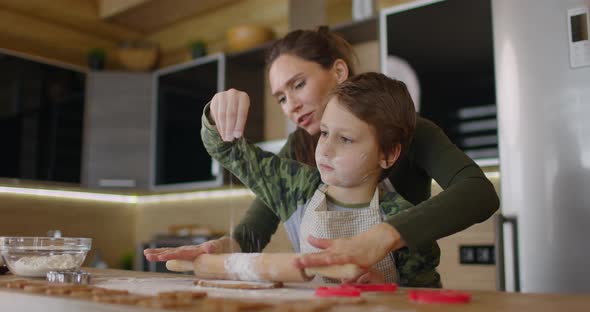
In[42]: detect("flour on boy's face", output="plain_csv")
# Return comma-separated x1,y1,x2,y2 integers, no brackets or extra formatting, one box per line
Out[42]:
315,98,385,188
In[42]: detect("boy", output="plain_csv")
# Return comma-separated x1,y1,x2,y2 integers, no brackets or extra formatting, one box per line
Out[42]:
201,73,440,286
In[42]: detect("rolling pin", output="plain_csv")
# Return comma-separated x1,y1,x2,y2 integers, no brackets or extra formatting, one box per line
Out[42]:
166,253,362,282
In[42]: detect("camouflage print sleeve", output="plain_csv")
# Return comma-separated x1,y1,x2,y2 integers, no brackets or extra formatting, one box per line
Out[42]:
381,192,442,288
201,104,321,221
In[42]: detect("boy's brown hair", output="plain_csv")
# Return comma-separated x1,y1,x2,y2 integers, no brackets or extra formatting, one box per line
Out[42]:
329,72,417,162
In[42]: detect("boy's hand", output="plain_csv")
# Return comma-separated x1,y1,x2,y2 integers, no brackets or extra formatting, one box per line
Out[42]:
293,223,405,270
143,237,240,262
210,89,250,141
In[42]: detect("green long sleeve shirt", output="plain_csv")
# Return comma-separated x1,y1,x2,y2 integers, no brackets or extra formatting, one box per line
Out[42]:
233,115,499,252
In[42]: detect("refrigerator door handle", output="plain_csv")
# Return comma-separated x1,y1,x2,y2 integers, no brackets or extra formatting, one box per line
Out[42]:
495,214,520,292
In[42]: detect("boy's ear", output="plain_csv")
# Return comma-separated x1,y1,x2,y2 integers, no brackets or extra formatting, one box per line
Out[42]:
332,59,349,83
380,144,401,169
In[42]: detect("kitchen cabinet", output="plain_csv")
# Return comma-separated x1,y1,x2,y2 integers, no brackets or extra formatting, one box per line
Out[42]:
83,71,153,189
381,0,498,165
0,51,86,184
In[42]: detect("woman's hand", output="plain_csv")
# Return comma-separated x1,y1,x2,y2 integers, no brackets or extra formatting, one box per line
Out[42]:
293,223,405,270
341,269,385,284
143,237,240,262
210,89,250,141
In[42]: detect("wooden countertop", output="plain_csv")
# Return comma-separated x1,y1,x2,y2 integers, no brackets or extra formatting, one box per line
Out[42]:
1,268,589,312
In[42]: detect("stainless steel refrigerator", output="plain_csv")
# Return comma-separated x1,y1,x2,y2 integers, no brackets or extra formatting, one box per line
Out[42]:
493,0,590,294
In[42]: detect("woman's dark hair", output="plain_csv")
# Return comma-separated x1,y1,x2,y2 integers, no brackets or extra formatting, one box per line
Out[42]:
266,26,357,165
265,26,357,76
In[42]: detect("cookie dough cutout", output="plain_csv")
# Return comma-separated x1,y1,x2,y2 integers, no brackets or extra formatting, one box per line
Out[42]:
157,290,207,301
23,284,50,294
91,287,129,296
94,294,149,305
69,290,95,300
6,280,29,289
194,279,284,289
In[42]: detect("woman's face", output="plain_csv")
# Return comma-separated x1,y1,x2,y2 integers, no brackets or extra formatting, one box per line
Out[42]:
269,54,342,135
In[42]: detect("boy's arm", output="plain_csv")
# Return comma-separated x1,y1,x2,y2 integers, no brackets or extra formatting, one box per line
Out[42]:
201,104,320,220
394,244,441,288
232,132,298,252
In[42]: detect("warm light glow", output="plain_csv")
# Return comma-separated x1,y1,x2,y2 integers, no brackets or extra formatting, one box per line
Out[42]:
0,186,254,204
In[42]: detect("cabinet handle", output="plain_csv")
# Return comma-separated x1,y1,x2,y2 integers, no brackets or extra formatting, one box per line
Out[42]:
495,214,520,292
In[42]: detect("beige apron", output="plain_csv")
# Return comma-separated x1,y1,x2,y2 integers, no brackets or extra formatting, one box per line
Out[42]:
299,184,398,283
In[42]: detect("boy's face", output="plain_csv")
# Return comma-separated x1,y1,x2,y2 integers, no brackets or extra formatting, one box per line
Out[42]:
315,98,386,188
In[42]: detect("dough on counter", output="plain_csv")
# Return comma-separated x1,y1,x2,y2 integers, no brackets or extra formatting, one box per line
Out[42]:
194,279,284,289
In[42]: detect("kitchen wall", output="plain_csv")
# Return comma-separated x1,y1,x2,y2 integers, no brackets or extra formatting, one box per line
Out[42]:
0,191,136,269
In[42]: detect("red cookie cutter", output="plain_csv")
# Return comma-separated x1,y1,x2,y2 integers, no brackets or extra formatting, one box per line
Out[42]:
342,283,398,293
315,286,361,298
315,283,398,297
408,290,471,304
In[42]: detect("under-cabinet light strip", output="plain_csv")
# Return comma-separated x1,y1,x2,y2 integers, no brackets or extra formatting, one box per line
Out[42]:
0,186,254,204
0,171,497,203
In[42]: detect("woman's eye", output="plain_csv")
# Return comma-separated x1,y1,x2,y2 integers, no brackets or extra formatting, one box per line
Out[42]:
295,81,305,89
320,131,328,137
341,137,352,143
277,96,286,105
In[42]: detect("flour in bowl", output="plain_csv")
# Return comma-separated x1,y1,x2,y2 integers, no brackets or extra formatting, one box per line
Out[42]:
12,254,80,277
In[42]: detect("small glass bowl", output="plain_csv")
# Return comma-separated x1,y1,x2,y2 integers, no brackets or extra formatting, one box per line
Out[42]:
0,237,92,277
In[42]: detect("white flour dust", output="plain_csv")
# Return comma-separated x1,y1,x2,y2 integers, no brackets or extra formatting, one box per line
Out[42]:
12,254,79,277
224,253,261,281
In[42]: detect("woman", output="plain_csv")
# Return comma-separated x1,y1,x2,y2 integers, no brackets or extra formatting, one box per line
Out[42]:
145,26,499,274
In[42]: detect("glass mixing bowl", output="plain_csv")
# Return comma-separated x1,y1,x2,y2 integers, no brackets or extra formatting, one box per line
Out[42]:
0,237,92,277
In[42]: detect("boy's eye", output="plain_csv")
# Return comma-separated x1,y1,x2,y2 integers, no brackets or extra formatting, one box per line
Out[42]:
277,96,286,105
320,130,328,137
341,136,352,143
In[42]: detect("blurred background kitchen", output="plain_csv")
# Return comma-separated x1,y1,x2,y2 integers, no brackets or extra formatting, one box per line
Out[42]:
0,0,588,294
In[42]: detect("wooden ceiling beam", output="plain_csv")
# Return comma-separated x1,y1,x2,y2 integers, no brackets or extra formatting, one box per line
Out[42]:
98,0,150,19
0,0,141,42
103,0,239,33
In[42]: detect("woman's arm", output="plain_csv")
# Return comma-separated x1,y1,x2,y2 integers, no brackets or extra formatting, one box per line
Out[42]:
388,116,500,251
232,198,281,252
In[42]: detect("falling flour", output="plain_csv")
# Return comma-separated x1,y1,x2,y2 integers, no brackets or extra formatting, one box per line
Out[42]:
223,253,261,281
12,254,79,277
